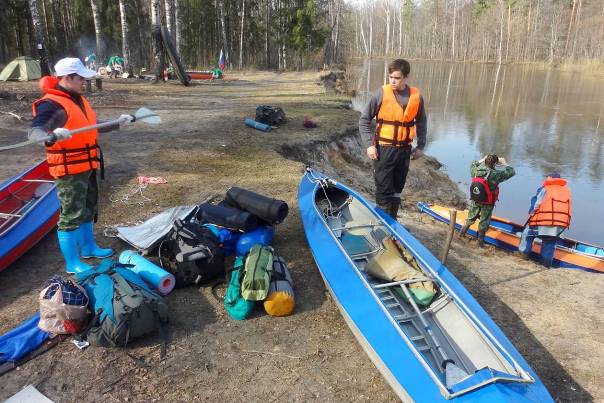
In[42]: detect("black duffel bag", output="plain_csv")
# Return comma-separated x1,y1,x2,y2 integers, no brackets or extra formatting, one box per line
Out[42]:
255,105,286,126
224,187,289,225
159,219,225,287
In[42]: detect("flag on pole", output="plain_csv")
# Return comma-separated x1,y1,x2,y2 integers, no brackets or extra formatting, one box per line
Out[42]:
218,49,225,70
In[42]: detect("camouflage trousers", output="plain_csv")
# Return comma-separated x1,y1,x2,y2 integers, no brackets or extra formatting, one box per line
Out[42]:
465,202,494,233
55,170,99,231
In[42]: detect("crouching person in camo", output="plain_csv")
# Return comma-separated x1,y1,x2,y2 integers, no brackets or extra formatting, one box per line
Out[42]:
459,154,515,247
29,57,135,274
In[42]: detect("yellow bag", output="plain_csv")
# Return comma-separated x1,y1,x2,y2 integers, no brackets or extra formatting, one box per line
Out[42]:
263,256,295,316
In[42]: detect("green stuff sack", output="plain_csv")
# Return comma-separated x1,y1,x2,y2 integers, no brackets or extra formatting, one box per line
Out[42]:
241,245,273,301
224,257,255,320
263,256,295,317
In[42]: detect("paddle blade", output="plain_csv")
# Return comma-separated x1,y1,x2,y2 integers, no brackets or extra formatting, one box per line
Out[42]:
134,107,161,124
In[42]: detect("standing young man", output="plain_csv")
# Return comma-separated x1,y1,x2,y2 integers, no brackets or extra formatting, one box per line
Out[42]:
29,57,134,273
359,59,427,219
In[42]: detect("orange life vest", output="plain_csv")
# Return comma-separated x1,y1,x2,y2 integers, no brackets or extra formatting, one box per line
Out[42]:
528,178,571,228
32,77,100,178
375,84,421,147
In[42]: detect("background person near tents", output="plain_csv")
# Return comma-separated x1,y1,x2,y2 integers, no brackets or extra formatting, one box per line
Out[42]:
358,59,427,219
459,155,515,247
28,57,134,274
211,68,223,80
518,173,572,267
84,52,96,70
107,55,124,78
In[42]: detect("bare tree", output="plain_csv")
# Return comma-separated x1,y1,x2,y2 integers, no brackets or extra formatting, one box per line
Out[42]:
239,0,245,69
28,0,50,75
165,0,175,41
118,0,131,71
90,0,104,61
151,0,164,81
218,0,229,68
175,0,183,57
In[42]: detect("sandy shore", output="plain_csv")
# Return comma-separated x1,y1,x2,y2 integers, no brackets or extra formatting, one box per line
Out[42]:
0,72,602,402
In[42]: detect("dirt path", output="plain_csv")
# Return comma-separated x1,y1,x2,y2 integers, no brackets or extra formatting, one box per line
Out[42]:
0,73,602,402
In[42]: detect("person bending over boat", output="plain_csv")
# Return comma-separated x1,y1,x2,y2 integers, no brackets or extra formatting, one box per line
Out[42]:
359,59,427,219
518,173,571,267
459,155,515,247
28,57,134,274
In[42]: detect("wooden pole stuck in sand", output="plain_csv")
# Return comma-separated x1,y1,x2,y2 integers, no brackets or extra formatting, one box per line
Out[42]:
440,209,457,264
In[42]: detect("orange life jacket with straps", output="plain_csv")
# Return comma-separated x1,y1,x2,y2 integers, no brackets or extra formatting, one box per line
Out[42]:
32,76,101,179
528,178,571,228
375,84,421,147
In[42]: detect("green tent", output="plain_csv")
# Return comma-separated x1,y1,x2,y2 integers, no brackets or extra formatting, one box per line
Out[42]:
0,56,42,81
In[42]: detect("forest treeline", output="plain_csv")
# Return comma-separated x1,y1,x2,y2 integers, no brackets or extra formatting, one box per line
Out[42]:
1,0,603,72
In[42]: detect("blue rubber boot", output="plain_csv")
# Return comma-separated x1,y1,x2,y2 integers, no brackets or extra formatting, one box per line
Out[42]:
79,221,113,258
57,230,92,274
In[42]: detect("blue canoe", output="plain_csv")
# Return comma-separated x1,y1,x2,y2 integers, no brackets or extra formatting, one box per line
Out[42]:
0,160,59,272
298,169,552,402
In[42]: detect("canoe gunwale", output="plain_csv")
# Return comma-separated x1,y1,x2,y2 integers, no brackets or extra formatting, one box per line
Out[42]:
304,173,535,399
0,162,56,239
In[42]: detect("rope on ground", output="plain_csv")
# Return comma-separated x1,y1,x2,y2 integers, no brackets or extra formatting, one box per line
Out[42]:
102,220,144,238
109,183,153,206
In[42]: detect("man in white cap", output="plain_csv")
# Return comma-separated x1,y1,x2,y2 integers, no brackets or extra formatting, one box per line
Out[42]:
29,57,134,274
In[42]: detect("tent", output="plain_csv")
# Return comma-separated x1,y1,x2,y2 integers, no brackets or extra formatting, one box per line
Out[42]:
0,57,41,81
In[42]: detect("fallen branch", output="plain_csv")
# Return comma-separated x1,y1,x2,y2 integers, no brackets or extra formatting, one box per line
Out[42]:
239,349,301,359
2,111,26,120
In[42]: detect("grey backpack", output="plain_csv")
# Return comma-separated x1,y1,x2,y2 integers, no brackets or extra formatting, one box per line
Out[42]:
77,262,169,355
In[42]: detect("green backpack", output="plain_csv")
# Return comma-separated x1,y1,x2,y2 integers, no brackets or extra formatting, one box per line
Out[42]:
76,260,169,353
241,245,273,301
224,257,255,320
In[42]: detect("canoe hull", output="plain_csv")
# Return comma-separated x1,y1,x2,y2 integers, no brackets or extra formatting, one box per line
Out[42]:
417,202,604,273
299,171,552,402
0,161,60,272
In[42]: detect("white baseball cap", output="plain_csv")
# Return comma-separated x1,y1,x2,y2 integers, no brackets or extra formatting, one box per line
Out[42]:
54,57,96,78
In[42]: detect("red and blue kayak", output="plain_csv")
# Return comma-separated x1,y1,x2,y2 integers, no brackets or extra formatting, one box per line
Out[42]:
417,202,604,273
0,160,59,272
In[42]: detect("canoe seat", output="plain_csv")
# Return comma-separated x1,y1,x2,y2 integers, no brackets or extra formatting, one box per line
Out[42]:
341,233,377,256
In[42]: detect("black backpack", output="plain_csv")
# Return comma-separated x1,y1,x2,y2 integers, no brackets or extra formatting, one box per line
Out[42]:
159,219,225,287
255,105,286,126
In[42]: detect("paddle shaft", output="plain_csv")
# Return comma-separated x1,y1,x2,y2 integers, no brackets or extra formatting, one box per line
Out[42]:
440,210,457,264
62,113,156,137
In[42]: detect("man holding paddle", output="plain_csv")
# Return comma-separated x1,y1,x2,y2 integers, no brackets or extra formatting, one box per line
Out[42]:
29,57,134,274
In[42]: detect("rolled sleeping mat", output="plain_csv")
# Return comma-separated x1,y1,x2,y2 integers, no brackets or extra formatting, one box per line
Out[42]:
197,203,258,232
244,118,271,132
235,226,275,256
264,256,295,316
119,250,176,295
224,187,289,225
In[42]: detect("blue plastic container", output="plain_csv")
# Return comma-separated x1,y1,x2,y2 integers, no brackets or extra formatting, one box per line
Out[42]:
203,224,241,256
244,118,271,132
236,226,274,256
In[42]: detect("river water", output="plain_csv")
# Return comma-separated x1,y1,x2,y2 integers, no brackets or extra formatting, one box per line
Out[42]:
352,59,604,245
